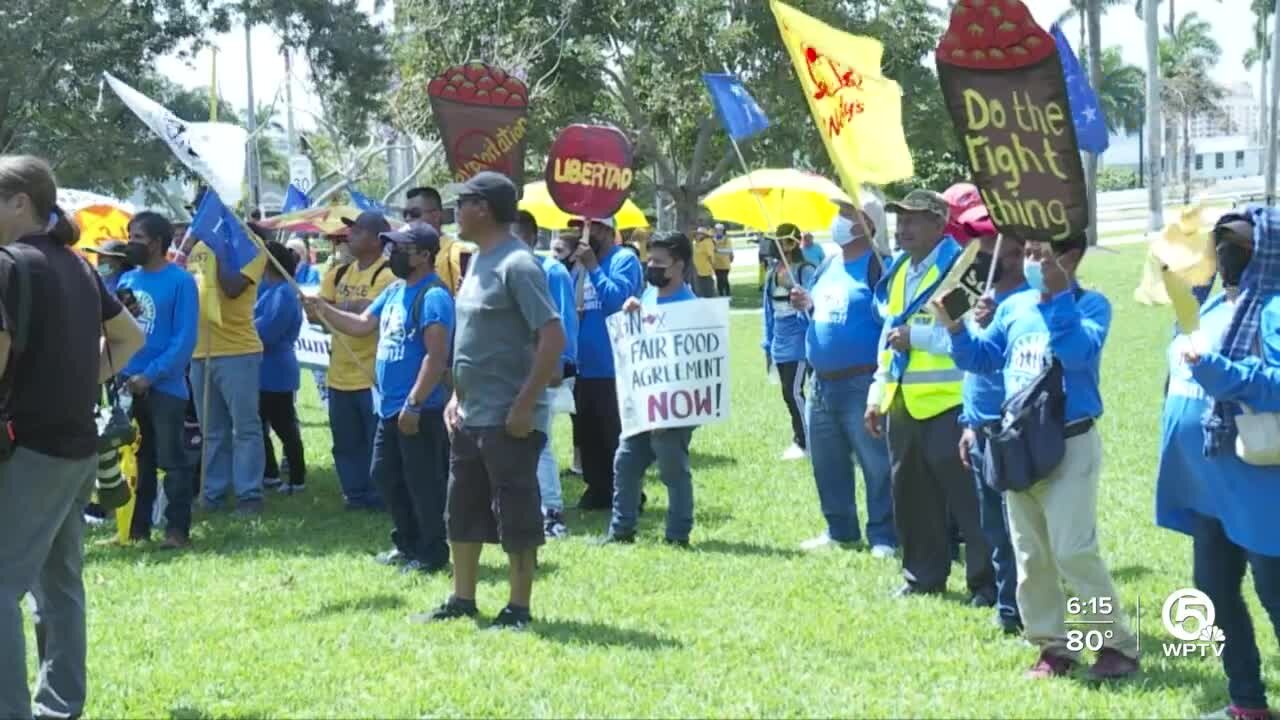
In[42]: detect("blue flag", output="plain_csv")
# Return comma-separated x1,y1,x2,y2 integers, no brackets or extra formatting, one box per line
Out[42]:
349,188,382,211
282,184,311,213
1051,25,1109,155
703,73,770,142
190,190,258,273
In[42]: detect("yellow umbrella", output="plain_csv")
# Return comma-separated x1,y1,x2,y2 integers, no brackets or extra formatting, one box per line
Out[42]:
58,189,136,253
520,181,649,230
702,168,853,232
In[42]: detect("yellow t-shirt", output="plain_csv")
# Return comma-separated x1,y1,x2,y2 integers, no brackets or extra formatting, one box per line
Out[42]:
319,258,395,391
435,235,476,294
693,236,716,277
712,236,734,271
190,240,268,359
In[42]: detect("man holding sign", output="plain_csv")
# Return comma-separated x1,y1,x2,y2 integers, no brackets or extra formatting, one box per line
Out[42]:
601,233,701,547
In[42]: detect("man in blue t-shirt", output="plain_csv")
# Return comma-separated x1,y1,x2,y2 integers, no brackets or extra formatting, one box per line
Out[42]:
118,212,199,548
942,236,1139,681
601,232,700,546
306,223,455,575
514,211,578,539
789,204,894,556
570,215,643,510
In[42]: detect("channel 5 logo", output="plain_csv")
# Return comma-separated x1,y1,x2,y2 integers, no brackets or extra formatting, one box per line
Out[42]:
1161,588,1226,658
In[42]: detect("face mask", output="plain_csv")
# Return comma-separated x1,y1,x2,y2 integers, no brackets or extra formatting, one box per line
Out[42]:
1023,258,1047,293
645,265,672,288
97,263,117,279
1216,240,1251,288
124,242,151,267
830,215,857,246
389,249,414,279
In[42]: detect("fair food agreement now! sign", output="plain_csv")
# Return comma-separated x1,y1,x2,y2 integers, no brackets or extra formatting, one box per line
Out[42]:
296,323,330,371
606,298,731,439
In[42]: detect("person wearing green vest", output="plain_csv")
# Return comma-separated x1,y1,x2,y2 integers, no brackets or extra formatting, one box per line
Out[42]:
864,189,994,604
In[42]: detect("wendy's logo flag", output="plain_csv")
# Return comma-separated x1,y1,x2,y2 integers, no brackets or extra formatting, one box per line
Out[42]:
703,73,770,142
427,63,529,186
1050,25,1109,154
935,0,1088,244
104,73,247,207
545,124,635,220
770,0,914,192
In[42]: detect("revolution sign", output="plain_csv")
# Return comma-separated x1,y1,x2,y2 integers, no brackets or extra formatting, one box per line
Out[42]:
428,62,529,185
606,298,731,439
935,0,1088,244
545,124,634,220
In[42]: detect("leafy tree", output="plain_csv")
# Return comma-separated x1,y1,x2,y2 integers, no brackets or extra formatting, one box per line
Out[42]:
1243,0,1274,147
1158,12,1224,200
1097,47,1146,177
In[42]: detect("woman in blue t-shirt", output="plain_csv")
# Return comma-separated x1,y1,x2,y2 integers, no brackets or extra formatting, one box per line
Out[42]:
762,223,817,462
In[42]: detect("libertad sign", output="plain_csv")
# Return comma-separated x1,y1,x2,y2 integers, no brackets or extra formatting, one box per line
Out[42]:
544,124,634,220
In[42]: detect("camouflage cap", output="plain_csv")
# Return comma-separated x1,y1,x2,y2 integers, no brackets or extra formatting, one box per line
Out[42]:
886,189,950,222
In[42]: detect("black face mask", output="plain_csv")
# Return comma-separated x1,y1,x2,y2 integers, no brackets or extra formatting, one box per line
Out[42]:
1217,240,1251,288
645,265,672,288
389,250,414,279
124,242,151,267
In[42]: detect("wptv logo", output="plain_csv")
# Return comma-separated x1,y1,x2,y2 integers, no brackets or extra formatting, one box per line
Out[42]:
1161,589,1226,658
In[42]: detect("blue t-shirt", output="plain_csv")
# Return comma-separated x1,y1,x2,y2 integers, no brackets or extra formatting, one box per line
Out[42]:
542,255,579,366
118,264,199,400
763,261,815,365
641,284,697,306
578,246,643,378
369,274,455,419
254,277,304,393
951,287,1111,424
802,244,826,267
804,253,883,373
959,283,1028,428
1157,293,1280,556
295,262,321,287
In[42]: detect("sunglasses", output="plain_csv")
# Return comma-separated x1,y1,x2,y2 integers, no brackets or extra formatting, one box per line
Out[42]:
403,208,424,221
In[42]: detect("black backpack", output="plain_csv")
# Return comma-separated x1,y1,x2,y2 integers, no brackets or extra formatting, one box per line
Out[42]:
982,359,1066,493
333,259,390,290
0,245,33,459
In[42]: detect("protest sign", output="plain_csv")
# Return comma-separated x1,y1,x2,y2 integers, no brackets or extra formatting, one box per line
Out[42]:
606,298,730,439
296,323,331,371
935,0,1088,244
545,124,634,220
428,63,529,186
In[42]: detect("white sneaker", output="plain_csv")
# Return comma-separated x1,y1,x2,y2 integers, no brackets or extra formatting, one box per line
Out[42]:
781,443,808,461
800,533,843,551
870,544,896,560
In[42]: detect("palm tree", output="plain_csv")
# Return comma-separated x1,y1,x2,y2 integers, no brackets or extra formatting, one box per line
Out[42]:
1245,0,1274,167
1142,0,1163,230
1098,47,1147,180
1156,12,1220,185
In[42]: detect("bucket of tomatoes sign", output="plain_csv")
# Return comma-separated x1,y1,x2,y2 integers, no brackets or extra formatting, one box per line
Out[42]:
544,124,635,221
428,62,530,185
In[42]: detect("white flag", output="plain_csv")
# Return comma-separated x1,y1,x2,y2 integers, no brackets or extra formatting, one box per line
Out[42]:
105,73,247,207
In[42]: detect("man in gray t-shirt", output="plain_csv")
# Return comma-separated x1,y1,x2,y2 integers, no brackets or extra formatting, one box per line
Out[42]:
418,171,565,632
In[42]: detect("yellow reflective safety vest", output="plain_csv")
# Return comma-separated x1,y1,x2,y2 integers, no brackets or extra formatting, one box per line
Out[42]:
878,261,964,419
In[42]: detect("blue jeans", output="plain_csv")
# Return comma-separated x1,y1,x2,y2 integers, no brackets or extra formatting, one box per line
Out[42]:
191,355,264,507
329,388,381,508
968,431,1019,624
805,374,895,546
371,414,449,567
1193,513,1280,710
611,427,695,541
132,391,196,536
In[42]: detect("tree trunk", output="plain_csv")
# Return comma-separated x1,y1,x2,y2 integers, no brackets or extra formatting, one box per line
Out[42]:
1268,4,1280,201
1085,0,1104,244
1139,123,1145,188
1260,39,1269,167
1183,112,1193,205
1145,0,1164,231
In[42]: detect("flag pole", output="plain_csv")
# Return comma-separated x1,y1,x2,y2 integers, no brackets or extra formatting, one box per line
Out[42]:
984,234,1003,294
725,135,794,281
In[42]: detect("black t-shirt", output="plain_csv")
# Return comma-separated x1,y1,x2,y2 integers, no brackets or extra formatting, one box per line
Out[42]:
0,235,123,459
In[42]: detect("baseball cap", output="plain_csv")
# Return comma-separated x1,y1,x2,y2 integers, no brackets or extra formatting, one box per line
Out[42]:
886,189,950,222
569,216,616,230
943,183,994,241
341,211,392,235
459,171,518,222
379,222,441,255
84,239,128,259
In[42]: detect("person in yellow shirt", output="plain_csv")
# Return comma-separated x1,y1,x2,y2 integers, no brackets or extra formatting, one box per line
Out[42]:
404,186,471,293
692,226,718,298
179,219,268,514
712,222,734,297
317,211,395,510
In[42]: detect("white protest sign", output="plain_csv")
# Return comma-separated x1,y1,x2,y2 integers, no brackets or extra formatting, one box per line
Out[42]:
296,323,331,370
607,297,730,439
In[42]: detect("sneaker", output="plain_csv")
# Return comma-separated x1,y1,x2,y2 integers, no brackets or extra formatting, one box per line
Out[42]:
83,513,108,528
595,532,636,546
664,537,691,549
1214,705,1278,720
1086,648,1139,681
1025,649,1077,679
780,443,808,461
401,559,448,576
969,589,997,608
996,615,1025,636
893,584,943,599
263,476,283,490
375,548,410,567
159,530,191,551
277,483,306,496
799,533,855,551
544,509,569,539
489,605,531,631
410,596,478,624
869,544,896,560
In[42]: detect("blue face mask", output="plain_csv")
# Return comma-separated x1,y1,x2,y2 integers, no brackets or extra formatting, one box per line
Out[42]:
1023,258,1047,293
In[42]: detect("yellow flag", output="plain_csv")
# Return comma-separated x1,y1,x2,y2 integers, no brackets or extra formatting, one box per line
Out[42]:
1162,267,1201,333
771,0,914,191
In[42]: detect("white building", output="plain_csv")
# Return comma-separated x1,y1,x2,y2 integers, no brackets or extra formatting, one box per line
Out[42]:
1189,82,1260,143
1189,135,1264,181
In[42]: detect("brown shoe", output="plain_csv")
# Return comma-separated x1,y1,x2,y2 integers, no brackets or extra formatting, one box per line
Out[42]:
1087,648,1139,681
1025,649,1076,679
160,530,191,551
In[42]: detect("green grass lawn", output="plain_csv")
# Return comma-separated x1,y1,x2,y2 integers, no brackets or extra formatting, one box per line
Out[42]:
60,245,1276,718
